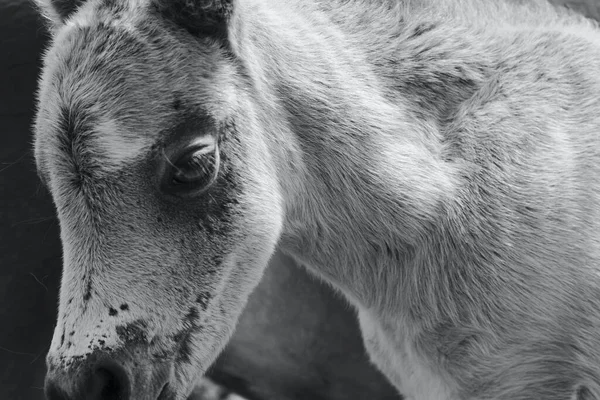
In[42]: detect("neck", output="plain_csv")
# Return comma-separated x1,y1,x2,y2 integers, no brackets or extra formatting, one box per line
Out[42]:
230,0,486,314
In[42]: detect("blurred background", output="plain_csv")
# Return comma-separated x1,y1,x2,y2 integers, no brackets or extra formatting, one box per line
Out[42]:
1,0,599,399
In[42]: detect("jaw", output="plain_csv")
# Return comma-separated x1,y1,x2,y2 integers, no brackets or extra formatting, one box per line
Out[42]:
168,292,254,398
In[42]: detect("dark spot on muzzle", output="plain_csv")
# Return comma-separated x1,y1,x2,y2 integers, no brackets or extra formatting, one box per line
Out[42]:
185,307,199,324
83,280,93,302
116,320,148,345
119,304,129,311
172,329,194,364
108,307,118,316
195,292,212,311
172,307,204,364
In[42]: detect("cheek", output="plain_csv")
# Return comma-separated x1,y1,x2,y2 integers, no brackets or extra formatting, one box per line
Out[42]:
219,249,276,311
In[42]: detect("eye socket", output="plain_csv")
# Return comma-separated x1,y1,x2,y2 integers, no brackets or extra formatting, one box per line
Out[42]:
162,138,220,197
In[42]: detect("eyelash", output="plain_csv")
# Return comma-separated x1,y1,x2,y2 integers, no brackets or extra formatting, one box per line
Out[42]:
172,152,216,185
160,142,220,198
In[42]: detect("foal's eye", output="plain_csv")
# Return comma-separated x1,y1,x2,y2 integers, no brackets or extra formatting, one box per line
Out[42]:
162,137,220,198
172,148,217,186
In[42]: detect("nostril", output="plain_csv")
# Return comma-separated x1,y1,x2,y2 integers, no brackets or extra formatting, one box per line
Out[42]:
89,362,131,400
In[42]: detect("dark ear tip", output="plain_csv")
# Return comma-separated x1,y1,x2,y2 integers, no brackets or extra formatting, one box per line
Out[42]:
52,0,86,21
152,0,233,37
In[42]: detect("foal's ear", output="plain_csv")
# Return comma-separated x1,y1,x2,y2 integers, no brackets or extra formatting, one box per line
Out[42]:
33,0,86,29
152,0,234,38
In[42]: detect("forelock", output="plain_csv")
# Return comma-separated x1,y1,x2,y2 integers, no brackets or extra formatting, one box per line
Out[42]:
35,0,239,187
36,20,168,180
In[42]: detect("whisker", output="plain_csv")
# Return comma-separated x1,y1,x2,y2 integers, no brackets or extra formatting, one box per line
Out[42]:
0,152,28,173
11,215,56,227
30,351,44,365
42,220,58,244
0,345,37,358
29,272,49,292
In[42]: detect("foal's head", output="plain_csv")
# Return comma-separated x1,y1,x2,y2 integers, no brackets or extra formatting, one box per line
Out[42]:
34,0,284,398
